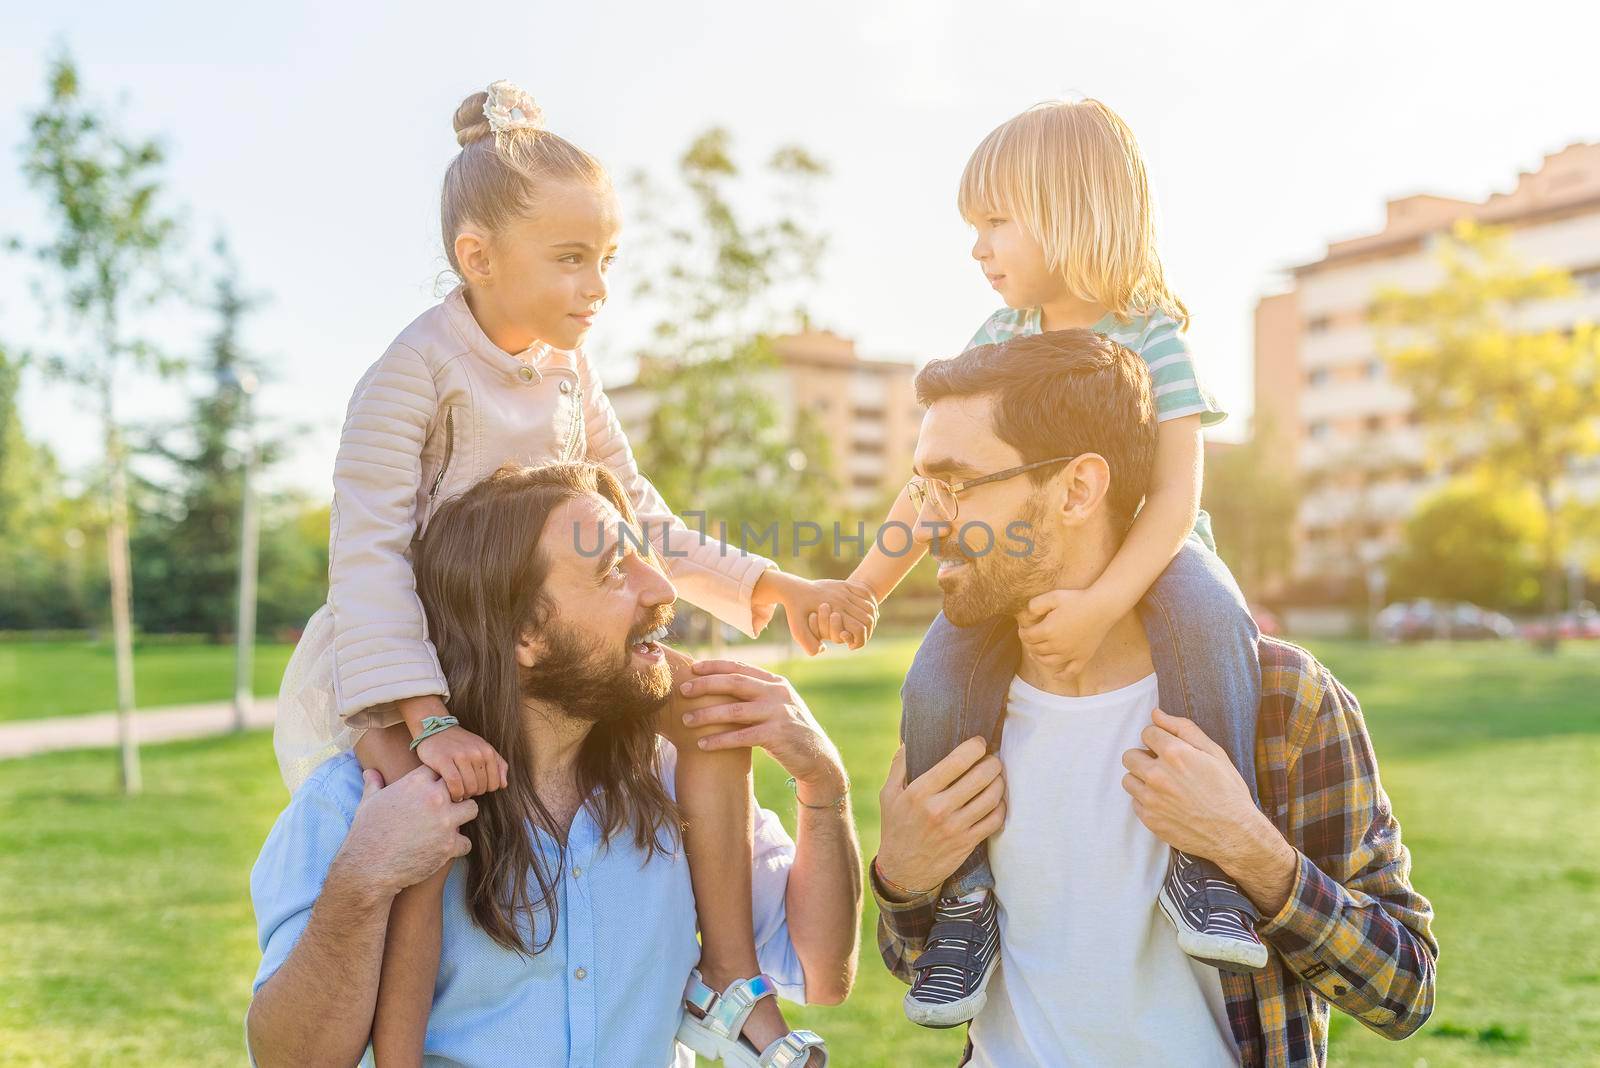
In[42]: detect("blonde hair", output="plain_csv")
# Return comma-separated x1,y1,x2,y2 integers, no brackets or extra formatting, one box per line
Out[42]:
441,88,610,275
958,99,1188,329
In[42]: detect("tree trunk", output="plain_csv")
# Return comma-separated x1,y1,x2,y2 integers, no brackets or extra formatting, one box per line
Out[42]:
233,429,260,731
104,379,141,793
1536,480,1562,655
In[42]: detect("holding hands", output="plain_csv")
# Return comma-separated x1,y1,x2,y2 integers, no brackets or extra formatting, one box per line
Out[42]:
754,570,880,654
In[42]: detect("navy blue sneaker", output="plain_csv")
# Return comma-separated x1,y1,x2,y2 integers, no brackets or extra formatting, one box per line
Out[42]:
1158,849,1269,973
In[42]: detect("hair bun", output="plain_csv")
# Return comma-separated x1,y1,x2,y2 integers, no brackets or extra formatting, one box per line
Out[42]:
453,91,494,148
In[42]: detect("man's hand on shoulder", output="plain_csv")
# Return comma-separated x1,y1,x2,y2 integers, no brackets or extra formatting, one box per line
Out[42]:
331,766,478,904
1120,708,1296,915
675,658,848,797
875,740,1006,897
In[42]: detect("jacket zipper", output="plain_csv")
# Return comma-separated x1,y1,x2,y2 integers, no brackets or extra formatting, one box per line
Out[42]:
429,407,455,502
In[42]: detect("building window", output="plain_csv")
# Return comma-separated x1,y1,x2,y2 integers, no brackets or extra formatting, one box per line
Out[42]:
851,474,881,490
1307,315,1333,334
1309,420,1330,439
1366,359,1383,379
852,405,886,421
1308,368,1330,387
850,439,884,456
1363,414,1385,434
1573,265,1600,293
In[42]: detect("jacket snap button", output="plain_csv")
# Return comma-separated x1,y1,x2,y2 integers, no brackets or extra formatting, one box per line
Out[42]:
559,380,572,394
518,365,534,382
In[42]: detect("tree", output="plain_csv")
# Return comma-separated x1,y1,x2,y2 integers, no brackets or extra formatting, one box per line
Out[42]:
1386,477,1544,612
1373,221,1600,644
16,54,184,791
0,344,102,629
1202,426,1301,602
133,242,275,638
625,129,837,571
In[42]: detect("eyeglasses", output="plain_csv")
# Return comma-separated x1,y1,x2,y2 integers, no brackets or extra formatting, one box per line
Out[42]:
906,455,1080,523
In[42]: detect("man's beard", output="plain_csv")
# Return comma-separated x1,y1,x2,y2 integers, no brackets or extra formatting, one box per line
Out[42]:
937,496,1059,627
521,606,675,725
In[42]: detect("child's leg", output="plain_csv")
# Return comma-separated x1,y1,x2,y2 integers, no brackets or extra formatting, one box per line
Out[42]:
901,612,1021,898
354,722,445,1067
1135,540,1262,802
900,613,1020,1028
660,651,800,1059
1136,540,1270,974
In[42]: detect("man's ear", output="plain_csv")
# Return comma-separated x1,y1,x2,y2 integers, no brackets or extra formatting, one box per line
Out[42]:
1056,453,1112,527
454,228,493,288
514,624,544,669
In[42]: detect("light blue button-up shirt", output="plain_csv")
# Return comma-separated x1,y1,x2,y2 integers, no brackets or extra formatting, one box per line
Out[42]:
250,750,805,1067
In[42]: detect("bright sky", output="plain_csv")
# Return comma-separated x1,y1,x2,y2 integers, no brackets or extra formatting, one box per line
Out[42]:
4,0,1598,496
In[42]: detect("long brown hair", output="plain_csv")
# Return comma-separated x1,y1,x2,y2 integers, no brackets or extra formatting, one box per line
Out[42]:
414,461,679,954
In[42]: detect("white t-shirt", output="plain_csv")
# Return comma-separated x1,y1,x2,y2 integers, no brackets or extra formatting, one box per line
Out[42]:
968,673,1238,1067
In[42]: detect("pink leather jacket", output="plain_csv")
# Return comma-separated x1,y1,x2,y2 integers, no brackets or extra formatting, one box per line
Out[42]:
325,286,775,721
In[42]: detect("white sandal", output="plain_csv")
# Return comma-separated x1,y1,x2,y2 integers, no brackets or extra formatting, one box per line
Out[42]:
675,970,828,1068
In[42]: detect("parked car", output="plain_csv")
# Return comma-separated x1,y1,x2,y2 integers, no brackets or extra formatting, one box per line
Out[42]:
1376,599,1517,642
1520,603,1600,642
1249,605,1282,638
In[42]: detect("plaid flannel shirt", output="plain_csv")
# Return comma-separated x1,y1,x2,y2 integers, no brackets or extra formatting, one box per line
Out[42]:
874,637,1438,1067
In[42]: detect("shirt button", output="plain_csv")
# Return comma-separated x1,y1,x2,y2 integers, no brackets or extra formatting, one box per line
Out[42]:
571,866,582,878
574,967,588,981
518,365,534,382
559,380,572,394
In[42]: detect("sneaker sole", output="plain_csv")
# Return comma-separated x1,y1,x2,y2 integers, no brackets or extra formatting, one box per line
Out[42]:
1157,884,1269,974
903,952,1000,1029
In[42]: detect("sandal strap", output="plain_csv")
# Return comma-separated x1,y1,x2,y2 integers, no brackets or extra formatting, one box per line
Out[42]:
761,1029,827,1068
682,971,720,1017
683,971,779,1040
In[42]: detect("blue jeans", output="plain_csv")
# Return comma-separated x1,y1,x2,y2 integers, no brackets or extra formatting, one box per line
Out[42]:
899,540,1262,898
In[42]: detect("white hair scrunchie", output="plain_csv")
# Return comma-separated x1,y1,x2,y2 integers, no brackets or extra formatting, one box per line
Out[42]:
483,80,545,135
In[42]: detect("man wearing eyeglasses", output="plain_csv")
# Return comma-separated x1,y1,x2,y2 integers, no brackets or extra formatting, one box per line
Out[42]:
871,329,1436,1067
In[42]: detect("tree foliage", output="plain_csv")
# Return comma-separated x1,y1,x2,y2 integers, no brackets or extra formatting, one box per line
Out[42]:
1202,427,1301,601
625,129,837,562
1386,477,1545,611
1373,222,1600,619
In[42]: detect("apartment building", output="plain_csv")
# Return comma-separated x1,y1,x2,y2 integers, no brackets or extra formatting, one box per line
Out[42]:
1254,142,1600,589
607,329,923,513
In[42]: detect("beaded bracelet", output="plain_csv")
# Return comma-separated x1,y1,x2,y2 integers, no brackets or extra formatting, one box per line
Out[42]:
409,714,460,751
787,775,850,811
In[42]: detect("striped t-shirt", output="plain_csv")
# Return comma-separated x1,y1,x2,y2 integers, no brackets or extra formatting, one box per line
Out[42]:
965,306,1226,427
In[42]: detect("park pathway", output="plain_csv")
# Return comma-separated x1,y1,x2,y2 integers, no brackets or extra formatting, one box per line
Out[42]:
0,638,805,761
0,697,277,760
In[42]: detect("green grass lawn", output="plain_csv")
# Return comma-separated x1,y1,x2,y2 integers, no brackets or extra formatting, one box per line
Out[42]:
0,639,296,722
1,638,1597,1066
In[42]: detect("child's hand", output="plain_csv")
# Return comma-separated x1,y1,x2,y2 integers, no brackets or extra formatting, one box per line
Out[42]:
753,570,878,655
809,578,881,650
1018,587,1117,676
411,715,508,802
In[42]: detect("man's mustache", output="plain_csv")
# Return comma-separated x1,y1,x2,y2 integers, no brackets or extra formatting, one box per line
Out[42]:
627,605,676,645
